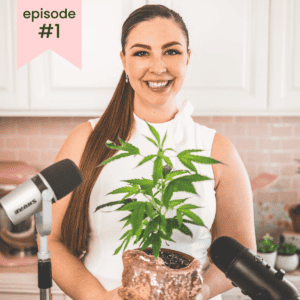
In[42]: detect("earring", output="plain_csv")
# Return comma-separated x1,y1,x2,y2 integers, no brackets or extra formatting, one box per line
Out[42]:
126,74,129,83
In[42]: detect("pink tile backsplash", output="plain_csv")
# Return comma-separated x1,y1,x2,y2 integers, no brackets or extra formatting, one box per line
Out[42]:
1,115,300,243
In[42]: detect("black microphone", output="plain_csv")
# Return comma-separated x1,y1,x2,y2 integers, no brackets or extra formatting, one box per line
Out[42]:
0,159,83,225
210,236,300,300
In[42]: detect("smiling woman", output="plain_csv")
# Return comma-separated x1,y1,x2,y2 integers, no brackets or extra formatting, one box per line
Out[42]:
120,18,191,124
46,4,256,300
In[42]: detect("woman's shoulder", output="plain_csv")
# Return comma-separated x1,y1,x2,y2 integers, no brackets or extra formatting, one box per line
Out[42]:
211,132,237,190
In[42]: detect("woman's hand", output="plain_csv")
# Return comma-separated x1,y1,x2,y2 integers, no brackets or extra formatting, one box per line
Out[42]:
103,287,123,300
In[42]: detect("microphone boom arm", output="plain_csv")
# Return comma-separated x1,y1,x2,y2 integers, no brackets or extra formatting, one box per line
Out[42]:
35,188,54,300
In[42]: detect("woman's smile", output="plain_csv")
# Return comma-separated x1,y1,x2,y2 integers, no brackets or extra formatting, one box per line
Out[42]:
144,79,174,92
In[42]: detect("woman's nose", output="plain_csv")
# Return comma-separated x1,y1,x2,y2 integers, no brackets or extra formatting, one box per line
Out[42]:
149,55,166,74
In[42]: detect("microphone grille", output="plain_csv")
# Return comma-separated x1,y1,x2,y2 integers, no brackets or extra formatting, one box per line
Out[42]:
209,236,246,274
40,159,83,201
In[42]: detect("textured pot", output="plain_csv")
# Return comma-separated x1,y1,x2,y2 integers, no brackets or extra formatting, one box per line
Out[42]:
118,247,203,300
275,253,299,272
257,250,277,268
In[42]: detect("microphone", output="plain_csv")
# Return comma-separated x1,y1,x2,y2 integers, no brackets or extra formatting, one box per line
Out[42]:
210,236,300,300
0,159,83,225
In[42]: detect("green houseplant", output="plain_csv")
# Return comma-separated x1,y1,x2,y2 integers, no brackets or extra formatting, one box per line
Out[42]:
257,233,279,268
276,242,299,272
94,120,222,299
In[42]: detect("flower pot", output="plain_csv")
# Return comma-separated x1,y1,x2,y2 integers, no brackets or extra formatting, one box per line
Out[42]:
275,253,299,272
257,250,277,268
117,247,203,300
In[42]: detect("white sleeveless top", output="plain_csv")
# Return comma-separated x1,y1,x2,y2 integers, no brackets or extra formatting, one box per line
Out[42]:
80,100,222,300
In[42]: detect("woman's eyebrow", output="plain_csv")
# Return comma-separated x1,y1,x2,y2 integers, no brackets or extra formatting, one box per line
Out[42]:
130,41,182,50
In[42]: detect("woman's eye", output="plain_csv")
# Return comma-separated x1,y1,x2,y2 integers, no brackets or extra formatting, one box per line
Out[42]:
133,49,181,57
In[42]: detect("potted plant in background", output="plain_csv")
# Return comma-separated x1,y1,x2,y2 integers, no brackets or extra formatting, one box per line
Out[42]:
275,243,299,272
257,233,279,267
94,121,221,299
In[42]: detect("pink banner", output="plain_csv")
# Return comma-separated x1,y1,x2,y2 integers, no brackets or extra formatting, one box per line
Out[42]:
17,0,81,69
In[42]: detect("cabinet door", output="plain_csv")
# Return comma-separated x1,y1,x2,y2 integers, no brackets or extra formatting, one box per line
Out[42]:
29,0,146,114
269,0,300,113
148,0,269,114
0,0,29,111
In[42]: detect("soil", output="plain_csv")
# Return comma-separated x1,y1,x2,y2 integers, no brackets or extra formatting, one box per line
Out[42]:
142,249,192,269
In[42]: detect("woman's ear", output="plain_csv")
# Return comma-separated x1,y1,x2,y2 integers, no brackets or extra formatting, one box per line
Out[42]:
187,49,191,66
120,51,126,71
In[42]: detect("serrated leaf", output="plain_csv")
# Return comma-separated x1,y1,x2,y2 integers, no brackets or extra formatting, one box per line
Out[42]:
113,239,127,255
165,170,191,181
178,222,193,237
143,216,159,240
97,152,133,167
159,214,167,234
122,234,132,252
140,234,155,251
131,202,146,235
161,131,167,147
118,137,140,155
178,204,202,210
152,232,162,260
145,202,155,220
180,209,205,226
185,154,222,165
145,121,160,146
152,156,163,186
119,229,132,241
117,201,143,212
137,155,157,167
94,198,136,212
162,156,173,168
178,157,197,173
122,178,154,190
172,178,197,194
106,186,138,196
143,135,158,147
168,198,192,209
176,210,183,228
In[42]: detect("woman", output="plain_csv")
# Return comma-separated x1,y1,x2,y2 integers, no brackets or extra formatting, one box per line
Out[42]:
41,5,257,300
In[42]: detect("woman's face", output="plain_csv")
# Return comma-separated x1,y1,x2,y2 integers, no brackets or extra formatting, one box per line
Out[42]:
120,17,191,111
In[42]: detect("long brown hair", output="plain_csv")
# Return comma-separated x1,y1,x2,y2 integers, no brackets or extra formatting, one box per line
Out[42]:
61,4,190,258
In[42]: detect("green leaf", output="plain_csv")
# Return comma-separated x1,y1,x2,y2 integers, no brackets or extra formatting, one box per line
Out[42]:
140,234,155,251
165,170,191,181
145,121,160,146
137,155,157,167
97,152,133,167
159,214,167,235
152,232,162,260
162,156,173,168
162,181,175,208
118,137,140,155
178,204,203,210
117,201,143,212
143,216,160,240
104,140,123,150
106,186,138,196
113,239,127,255
152,156,163,186
180,174,212,183
178,222,193,237
161,131,167,147
131,202,146,236
172,178,197,194
158,229,175,242
168,198,192,209
177,157,197,173
176,210,183,228
185,154,222,165
180,209,205,226
134,223,144,244
145,202,155,220
154,197,162,206
122,233,132,252
94,198,137,212
143,135,158,148
122,178,154,190
164,148,176,153
119,229,132,241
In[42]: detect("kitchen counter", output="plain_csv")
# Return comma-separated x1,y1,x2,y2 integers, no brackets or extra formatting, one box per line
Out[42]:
1,256,300,300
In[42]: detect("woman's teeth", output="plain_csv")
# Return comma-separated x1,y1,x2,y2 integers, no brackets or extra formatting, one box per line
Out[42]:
147,81,169,88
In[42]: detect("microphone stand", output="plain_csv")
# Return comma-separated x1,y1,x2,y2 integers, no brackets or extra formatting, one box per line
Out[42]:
35,189,54,300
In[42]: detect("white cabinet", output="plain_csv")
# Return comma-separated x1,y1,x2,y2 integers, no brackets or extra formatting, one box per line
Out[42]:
28,0,145,114
149,0,269,115
0,0,29,111
0,0,299,115
268,0,300,113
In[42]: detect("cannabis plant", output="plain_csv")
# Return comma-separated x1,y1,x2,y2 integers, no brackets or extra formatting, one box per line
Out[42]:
94,121,221,260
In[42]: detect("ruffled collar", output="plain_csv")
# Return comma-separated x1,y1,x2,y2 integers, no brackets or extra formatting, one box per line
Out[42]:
133,100,194,144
